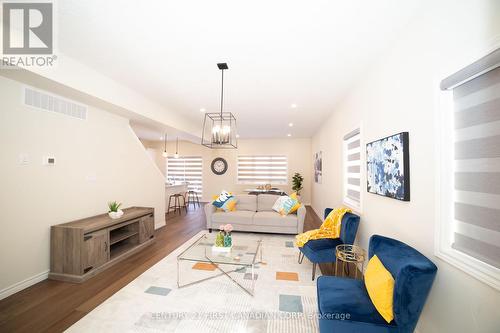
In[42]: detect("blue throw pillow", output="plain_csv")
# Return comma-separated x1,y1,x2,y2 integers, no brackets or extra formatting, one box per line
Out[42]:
212,190,232,208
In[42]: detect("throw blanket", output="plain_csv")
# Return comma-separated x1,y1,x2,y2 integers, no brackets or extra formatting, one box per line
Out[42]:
295,207,352,247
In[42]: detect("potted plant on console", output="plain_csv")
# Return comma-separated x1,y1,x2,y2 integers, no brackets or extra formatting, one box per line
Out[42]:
108,201,124,219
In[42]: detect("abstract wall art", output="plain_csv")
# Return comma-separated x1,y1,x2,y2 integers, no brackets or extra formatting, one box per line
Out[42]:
314,151,322,184
366,132,410,201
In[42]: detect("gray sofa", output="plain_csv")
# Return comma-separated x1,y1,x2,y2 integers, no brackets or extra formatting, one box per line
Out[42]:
205,194,305,234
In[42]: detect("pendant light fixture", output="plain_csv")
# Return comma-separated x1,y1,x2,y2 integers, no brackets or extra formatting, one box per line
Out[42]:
201,63,238,149
174,137,180,159
162,133,168,158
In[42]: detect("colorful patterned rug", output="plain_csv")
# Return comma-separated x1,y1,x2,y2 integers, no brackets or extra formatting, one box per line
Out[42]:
67,231,321,332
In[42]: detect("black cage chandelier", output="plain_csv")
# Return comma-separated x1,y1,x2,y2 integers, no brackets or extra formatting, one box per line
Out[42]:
201,63,238,149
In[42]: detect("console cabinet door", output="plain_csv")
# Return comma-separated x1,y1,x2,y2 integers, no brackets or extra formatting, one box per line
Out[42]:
139,214,155,243
82,229,108,273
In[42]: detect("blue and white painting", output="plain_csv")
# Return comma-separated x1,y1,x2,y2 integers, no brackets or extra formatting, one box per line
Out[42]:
366,132,410,201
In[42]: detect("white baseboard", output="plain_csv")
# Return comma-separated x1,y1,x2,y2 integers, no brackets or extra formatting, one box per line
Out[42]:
0,270,49,300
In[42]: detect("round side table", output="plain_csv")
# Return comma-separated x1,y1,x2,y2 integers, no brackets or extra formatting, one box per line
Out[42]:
335,244,366,280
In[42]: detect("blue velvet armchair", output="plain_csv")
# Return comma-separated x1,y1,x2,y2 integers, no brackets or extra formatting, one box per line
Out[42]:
316,235,438,333
298,208,360,280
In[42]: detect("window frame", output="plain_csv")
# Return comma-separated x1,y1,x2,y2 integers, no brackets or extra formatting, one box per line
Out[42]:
342,126,363,213
236,154,289,185
435,46,500,291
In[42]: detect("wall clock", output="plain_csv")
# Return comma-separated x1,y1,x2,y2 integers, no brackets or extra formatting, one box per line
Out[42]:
211,157,228,175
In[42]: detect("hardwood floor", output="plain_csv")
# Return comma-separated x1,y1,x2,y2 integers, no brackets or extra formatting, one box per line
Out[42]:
0,205,331,333
0,206,206,333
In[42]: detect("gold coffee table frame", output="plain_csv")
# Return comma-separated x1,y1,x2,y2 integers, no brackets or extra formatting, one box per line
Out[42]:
335,244,366,280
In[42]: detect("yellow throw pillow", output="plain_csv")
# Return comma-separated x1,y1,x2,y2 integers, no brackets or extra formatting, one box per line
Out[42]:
212,193,236,212
288,192,301,214
364,255,395,323
223,198,237,212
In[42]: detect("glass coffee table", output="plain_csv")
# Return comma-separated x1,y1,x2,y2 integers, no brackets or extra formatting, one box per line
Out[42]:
177,233,263,296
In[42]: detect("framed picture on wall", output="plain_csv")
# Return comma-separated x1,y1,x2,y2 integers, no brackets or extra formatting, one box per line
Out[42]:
314,151,322,184
366,132,410,201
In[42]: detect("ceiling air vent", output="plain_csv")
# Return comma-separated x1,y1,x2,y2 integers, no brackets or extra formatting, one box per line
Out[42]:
23,87,87,120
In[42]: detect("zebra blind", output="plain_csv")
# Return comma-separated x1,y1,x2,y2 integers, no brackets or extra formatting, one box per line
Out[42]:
167,156,203,195
452,66,500,269
343,129,361,210
237,155,288,185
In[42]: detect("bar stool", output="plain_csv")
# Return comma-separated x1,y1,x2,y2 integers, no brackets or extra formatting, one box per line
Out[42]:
167,193,187,214
185,190,200,208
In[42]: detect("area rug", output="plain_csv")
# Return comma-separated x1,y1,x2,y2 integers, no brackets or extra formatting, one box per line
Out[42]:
67,231,321,332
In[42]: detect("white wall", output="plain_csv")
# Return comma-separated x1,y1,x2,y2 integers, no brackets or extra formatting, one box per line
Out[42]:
0,76,166,298
311,1,500,332
141,138,312,204
13,49,201,137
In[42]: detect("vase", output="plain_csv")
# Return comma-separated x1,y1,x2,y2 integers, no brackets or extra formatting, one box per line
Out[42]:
108,210,124,219
224,233,232,247
216,231,224,247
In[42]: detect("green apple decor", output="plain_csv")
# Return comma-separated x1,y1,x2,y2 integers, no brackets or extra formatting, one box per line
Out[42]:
216,226,225,247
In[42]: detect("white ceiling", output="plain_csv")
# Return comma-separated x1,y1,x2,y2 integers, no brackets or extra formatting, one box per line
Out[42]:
57,0,426,139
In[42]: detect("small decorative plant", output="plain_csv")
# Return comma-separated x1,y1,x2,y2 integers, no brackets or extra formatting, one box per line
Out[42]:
108,201,122,212
216,224,233,247
292,172,304,195
223,224,234,234
223,224,233,247
108,201,124,219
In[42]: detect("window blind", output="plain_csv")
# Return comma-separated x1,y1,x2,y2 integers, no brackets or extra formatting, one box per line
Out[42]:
343,129,361,209
237,155,288,185
452,66,500,269
167,156,203,195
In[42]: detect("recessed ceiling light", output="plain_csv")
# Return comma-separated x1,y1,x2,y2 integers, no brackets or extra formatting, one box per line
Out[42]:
200,108,206,112
160,136,163,140
287,133,292,137
289,123,294,127
291,104,297,108
236,134,240,138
